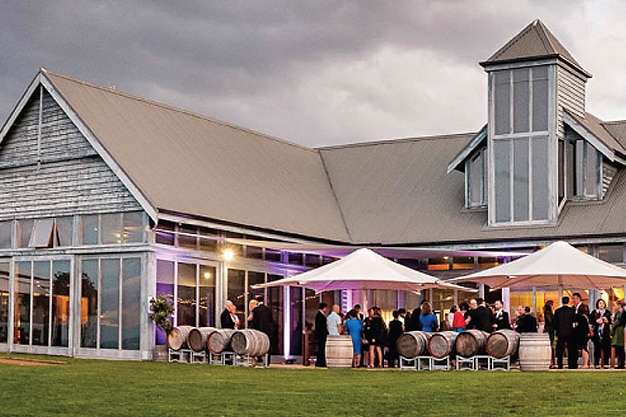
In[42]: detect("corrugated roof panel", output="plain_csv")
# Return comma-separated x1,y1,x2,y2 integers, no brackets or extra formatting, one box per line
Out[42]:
43,70,350,242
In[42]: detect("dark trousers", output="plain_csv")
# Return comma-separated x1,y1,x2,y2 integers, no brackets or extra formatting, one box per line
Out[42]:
556,335,578,369
615,345,625,369
316,337,327,367
593,338,611,366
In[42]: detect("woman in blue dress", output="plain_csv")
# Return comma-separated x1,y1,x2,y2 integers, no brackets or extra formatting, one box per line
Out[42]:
419,302,439,332
344,309,363,367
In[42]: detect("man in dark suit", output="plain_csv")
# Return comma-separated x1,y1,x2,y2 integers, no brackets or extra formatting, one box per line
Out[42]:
220,300,240,329
250,296,273,366
554,296,576,369
315,303,330,367
492,300,511,330
467,298,493,333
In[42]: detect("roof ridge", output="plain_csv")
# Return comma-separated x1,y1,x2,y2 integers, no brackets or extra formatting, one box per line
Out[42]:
316,131,476,150
41,68,317,154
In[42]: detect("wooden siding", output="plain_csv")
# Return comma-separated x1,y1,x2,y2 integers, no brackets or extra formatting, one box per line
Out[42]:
0,87,141,220
556,65,586,139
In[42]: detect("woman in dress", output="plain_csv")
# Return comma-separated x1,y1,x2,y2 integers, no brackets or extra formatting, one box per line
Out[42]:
419,302,438,333
590,299,612,368
543,300,555,367
387,310,403,368
364,307,386,368
452,302,468,332
611,301,625,369
343,309,363,368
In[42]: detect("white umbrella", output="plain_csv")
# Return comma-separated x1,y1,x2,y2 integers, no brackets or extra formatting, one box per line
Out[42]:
253,248,470,293
450,241,626,290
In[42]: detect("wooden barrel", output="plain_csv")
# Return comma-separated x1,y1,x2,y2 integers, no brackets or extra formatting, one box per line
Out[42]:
455,330,489,357
485,329,520,359
208,329,237,354
187,327,218,352
396,331,432,358
167,326,193,351
325,335,353,368
427,331,458,359
231,329,270,356
518,333,551,371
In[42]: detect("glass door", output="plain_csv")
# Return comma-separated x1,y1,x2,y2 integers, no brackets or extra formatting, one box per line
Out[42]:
12,257,72,353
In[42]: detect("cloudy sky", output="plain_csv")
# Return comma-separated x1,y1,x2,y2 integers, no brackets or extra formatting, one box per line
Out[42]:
1,1,625,147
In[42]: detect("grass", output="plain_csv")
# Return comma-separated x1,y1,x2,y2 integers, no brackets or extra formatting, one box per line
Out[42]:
1,354,626,416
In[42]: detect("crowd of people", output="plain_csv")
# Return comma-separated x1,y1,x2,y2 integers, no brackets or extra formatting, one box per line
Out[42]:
313,294,626,369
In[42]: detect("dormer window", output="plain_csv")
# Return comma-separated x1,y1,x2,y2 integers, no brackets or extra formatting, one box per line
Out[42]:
466,147,486,208
561,129,602,200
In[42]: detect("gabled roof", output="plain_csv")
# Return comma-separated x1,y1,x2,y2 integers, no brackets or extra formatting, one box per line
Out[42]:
481,19,591,78
563,111,626,164
28,70,351,242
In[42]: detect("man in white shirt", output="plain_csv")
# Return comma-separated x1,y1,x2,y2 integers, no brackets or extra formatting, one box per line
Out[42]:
326,304,342,336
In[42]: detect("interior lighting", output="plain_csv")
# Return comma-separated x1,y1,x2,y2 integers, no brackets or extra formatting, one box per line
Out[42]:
223,249,234,261
203,272,212,279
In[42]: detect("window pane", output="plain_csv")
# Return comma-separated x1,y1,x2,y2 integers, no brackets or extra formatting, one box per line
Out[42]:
29,219,54,248
123,212,144,244
598,244,623,263
122,258,141,350
227,269,246,326
513,69,530,133
576,140,585,195
56,216,73,247
51,260,70,347
199,227,218,252
494,140,511,222
32,261,50,346
566,139,576,197
80,259,98,348
494,71,510,135
17,219,34,248
155,221,175,246
513,137,529,221
0,262,9,343
81,215,99,245
468,150,484,206
178,225,197,249
101,214,122,244
199,265,216,327
532,67,549,131
100,259,120,349
177,263,196,326
14,261,31,344
532,136,550,220
0,221,11,249
155,260,174,345
584,143,599,197
249,271,265,303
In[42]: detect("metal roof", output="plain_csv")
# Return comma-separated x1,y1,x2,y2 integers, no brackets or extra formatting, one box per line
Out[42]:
42,70,350,242
320,134,626,246
481,19,591,78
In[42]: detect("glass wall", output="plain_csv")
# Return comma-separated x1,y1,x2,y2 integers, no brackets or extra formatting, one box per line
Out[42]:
0,262,9,343
80,257,141,350
12,259,71,347
155,259,217,343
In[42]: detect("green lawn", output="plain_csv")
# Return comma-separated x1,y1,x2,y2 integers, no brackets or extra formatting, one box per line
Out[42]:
1,354,625,416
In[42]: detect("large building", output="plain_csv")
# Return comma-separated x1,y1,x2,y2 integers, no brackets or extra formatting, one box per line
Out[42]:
1,19,626,361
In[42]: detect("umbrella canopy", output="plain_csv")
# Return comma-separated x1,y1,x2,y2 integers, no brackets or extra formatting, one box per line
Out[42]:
450,241,626,290
253,248,469,293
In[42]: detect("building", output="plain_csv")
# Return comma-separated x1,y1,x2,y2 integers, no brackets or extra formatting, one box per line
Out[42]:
1,19,626,360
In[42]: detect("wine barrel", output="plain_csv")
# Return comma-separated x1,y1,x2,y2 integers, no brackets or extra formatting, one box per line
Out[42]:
485,329,520,359
208,329,237,354
325,335,353,368
518,333,551,371
231,329,270,356
455,330,489,357
396,331,432,358
427,331,458,359
187,327,218,352
167,326,193,351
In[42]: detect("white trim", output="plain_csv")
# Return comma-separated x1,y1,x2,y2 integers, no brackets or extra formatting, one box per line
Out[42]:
446,126,487,174
39,73,158,222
